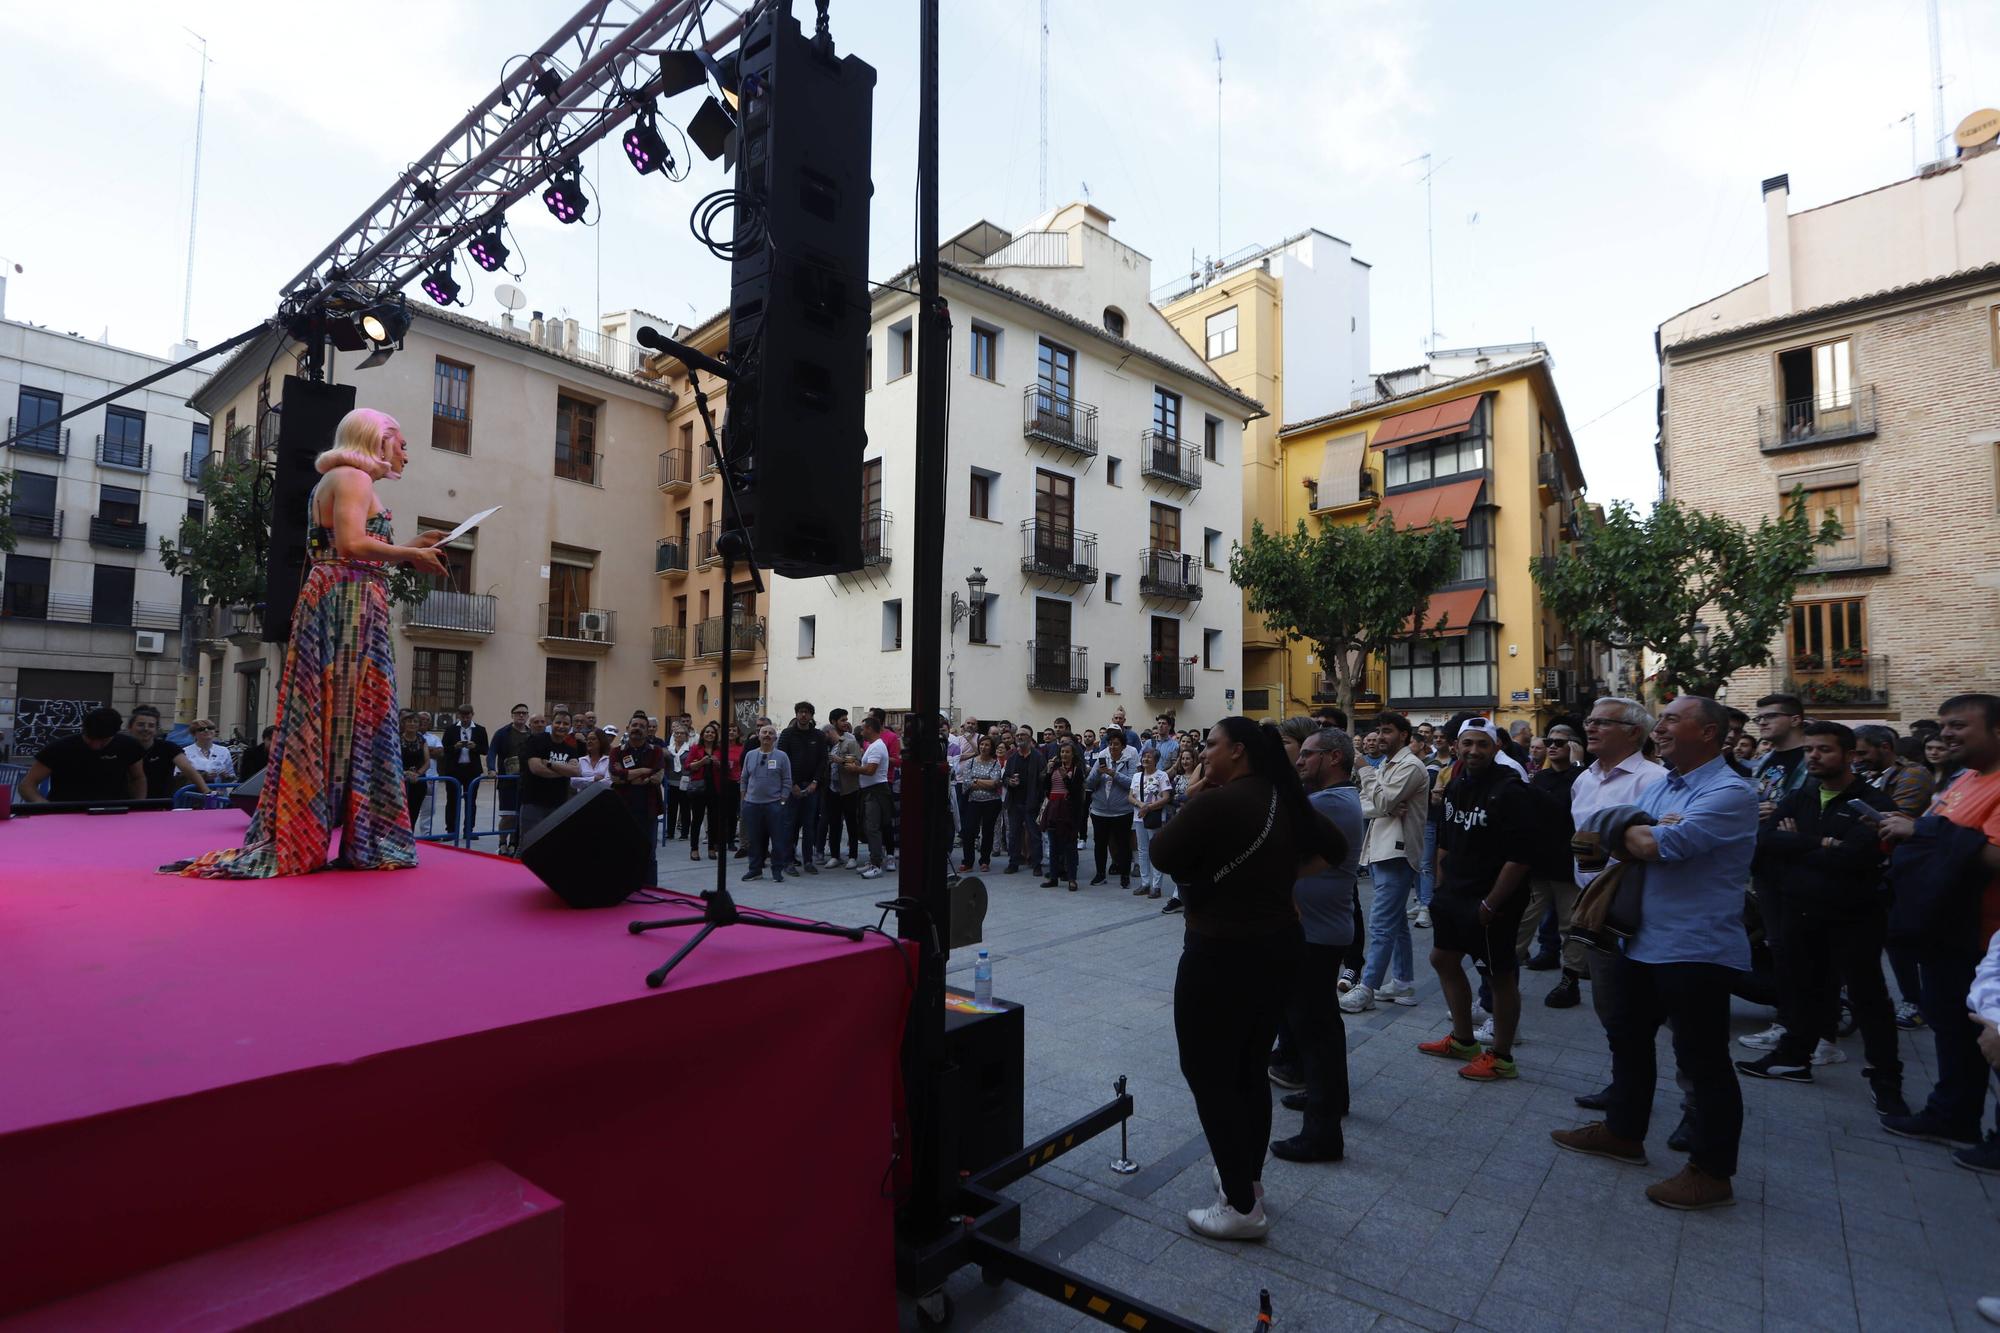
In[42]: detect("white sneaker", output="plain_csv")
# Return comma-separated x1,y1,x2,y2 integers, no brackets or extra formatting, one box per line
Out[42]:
839,857,855,869
886,856,899,871
1811,1039,1846,1067
1738,1023,1786,1051
1976,1295,2000,1326
1185,1199,1270,1241
1414,906,1431,929
1211,1165,1265,1205
859,866,883,879
1339,984,1377,1014
1377,978,1419,1006
1336,968,1357,996
1473,1017,1525,1047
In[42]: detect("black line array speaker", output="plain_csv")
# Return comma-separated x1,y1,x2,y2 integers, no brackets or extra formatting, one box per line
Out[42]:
261,377,356,643
724,9,876,578
518,783,653,908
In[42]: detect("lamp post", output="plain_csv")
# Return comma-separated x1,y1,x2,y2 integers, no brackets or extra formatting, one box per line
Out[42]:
945,567,987,715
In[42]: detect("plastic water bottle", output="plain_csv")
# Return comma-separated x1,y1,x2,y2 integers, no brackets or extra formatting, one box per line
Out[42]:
973,950,993,1009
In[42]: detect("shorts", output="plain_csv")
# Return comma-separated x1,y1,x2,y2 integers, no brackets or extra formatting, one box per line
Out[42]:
1430,889,1530,971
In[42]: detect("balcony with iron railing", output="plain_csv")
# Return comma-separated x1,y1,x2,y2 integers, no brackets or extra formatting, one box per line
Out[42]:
862,507,892,566
656,536,689,576
1019,520,1098,584
1536,450,1574,498
3,507,61,541
1784,652,1889,709
33,593,181,630
696,523,722,567
88,515,147,550
658,447,693,492
1139,431,1202,491
1807,518,1893,576
1144,659,1196,699
540,604,616,648
1138,548,1203,601
652,624,688,663
93,435,150,473
402,589,497,635
5,417,68,457
1757,385,1877,453
183,450,212,483
1026,642,1089,694
1022,386,1099,458
696,613,763,658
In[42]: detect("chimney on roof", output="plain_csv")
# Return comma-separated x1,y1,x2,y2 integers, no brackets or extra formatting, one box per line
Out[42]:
1762,174,1793,317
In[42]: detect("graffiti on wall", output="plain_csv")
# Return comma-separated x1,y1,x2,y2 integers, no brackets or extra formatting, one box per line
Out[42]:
9,698,103,759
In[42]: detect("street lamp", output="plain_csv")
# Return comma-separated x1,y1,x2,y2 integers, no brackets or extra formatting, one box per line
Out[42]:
949,567,987,628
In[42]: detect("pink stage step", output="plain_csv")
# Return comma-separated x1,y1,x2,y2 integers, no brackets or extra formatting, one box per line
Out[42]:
0,1162,563,1332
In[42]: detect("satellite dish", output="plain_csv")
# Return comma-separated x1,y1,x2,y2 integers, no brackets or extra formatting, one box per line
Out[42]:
495,284,527,312
1956,108,2000,151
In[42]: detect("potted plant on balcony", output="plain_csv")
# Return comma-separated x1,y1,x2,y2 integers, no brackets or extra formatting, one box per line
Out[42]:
1831,648,1865,671
1791,652,1824,672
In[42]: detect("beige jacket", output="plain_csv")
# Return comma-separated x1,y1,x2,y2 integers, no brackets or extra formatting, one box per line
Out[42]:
1355,746,1430,869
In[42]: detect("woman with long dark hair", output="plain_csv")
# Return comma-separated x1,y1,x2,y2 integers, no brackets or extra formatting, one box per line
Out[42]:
1148,716,1347,1242
1038,738,1085,890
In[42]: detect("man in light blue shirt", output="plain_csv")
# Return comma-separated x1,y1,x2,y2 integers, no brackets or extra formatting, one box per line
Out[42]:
1552,694,1757,1213
738,723,795,882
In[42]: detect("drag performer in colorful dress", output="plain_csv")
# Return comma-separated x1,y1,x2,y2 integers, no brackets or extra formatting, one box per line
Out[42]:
168,409,448,878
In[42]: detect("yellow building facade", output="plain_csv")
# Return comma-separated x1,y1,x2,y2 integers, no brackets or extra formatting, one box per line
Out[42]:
1275,352,1589,731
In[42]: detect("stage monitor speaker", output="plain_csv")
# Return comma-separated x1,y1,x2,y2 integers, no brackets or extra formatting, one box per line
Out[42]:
943,989,1025,1175
261,377,357,642
228,767,265,815
724,9,876,578
518,783,652,908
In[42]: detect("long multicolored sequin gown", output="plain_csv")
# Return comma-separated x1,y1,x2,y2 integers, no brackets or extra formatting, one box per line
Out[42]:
174,494,417,878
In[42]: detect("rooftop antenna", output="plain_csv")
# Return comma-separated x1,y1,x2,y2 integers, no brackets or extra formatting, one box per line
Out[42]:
1081,179,1091,204
1038,0,1049,211
181,29,211,343
1405,152,1451,355
1892,110,1919,172
1214,39,1223,265
1926,0,1946,162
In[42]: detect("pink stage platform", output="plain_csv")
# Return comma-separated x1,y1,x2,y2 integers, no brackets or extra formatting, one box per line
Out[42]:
0,810,911,1330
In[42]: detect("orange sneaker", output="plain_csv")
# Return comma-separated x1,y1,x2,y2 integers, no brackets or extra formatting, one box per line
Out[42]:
1417,1034,1482,1060
1458,1050,1518,1082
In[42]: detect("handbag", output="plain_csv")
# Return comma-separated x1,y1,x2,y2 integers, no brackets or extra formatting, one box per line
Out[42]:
1572,860,1645,951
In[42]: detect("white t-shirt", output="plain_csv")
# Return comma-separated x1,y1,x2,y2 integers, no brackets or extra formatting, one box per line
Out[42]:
422,730,443,777
858,738,890,787
573,754,614,788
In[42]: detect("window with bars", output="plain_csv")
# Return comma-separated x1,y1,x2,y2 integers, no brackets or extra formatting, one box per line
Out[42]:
543,658,596,715
411,648,473,714
433,358,472,453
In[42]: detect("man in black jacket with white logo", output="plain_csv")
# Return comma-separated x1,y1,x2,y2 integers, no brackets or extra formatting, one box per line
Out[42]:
1735,721,1905,1114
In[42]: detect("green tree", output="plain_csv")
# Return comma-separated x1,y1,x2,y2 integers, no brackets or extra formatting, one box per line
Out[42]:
1529,488,1841,699
1229,513,1465,718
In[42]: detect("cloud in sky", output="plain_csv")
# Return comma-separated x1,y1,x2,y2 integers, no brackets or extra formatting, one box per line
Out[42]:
2,0,1994,512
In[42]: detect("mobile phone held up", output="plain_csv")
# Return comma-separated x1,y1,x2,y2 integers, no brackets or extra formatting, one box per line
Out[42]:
1845,798,1884,824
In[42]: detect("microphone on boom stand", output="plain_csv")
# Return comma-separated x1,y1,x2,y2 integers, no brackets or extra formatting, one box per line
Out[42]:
635,325,736,382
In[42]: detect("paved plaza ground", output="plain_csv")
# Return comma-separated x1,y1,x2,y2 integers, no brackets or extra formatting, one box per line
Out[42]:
651,839,2000,1332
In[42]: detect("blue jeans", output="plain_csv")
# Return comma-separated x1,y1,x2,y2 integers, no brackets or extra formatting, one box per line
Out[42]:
791,789,821,864
1417,822,1437,907
740,800,792,875
1362,858,1416,990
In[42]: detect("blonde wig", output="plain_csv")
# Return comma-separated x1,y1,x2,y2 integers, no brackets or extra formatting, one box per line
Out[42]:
314,409,402,477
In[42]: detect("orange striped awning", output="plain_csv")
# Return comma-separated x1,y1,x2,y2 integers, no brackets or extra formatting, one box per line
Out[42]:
1370,392,1483,449
1404,586,1487,638
1377,477,1484,530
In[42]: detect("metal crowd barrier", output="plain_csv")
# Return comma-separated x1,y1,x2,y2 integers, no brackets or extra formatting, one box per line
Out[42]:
460,773,519,851
173,783,240,810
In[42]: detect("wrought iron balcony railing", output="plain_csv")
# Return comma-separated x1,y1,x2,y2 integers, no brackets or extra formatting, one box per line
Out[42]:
656,537,689,575
862,507,892,566
658,447,692,491
697,523,722,566
1022,386,1099,457
1807,517,1893,575
696,614,763,657
1144,659,1196,699
540,604,616,645
1139,431,1201,490
403,589,497,634
1757,385,1876,453
183,451,212,482
1784,652,1889,708
652,624,688,662
88,516,147,550
1026,642,1088,694
1019,519,1099,583
94,435,151,473
1139,548,1203,601
3,507,60,540
5,416,68,456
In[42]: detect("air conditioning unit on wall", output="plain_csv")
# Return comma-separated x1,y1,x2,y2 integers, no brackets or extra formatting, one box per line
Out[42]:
579,611,609,641
134,630,167,655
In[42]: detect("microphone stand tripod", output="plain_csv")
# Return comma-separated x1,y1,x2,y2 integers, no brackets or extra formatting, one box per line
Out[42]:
628,361,864,988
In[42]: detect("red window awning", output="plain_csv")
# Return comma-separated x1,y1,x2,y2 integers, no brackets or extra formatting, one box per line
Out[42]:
1404,586,1487,638
1377,477,1484,530
1370,392,1483,449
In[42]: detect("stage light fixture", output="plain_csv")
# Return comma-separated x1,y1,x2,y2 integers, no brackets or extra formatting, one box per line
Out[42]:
532,68,563,101
687,96,735,162
542,160,589,224
655,49,705,98
356,296,411,368
467,218,510,272
623,105,672,176
421,264,461,306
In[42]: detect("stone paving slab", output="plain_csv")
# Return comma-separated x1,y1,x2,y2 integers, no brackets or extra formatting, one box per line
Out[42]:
643,845,2000,1332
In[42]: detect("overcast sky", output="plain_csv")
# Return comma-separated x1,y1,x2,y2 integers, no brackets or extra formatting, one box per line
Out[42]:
3,0,1994,509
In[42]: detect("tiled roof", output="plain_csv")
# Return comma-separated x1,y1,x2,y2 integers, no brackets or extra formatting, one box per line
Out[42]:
1660,260,2000,353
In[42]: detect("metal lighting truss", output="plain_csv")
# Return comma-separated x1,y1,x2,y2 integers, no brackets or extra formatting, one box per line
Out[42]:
282,0,752,302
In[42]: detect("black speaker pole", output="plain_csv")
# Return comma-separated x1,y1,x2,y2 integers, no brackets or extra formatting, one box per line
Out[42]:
629,365,864,986
898,0,955,1241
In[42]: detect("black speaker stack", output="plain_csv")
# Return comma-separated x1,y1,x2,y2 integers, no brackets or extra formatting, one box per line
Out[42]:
518,784,655,908
261,376,356,643
724,10,876,578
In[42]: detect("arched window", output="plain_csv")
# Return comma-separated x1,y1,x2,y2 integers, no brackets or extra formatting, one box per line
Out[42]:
1103,306,1127,337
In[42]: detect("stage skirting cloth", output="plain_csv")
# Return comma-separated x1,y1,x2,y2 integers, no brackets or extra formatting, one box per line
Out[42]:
0,810,910,1330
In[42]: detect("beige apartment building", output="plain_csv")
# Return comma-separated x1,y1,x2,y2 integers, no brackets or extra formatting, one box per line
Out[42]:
1658,142,2000,721
644,311,770,726
186,307,674,741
